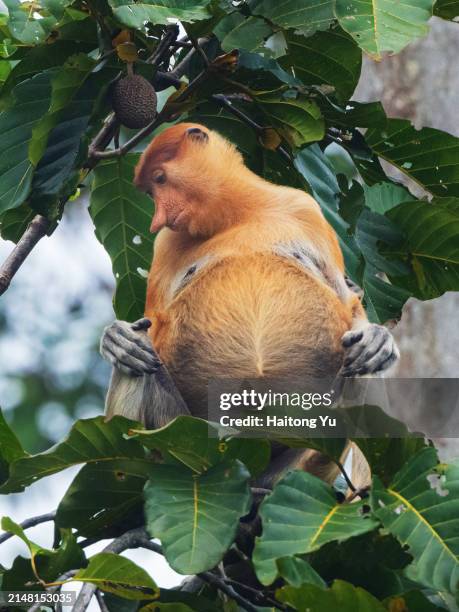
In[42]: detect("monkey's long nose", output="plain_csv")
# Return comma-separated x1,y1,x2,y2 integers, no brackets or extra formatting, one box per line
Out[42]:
150,202,167,233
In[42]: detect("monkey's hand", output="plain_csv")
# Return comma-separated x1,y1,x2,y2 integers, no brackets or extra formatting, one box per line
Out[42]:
341,324,399,377
100,318,161,377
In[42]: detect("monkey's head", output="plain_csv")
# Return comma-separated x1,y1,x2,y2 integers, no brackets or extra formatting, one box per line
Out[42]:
134,123,244,237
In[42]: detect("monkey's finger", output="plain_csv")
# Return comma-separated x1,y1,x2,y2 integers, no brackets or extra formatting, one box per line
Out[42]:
343,331,387,371
107,322,157,355
104,344,160,376
341,329,363,348
342,325,386,366
345,341,399,376
131,318,152,331
102,332,160,371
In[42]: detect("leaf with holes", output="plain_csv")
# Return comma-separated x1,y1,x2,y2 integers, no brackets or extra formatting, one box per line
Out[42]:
366,119,459,197
250,0,335,37
281,28,361,102
0,72,51,215
74,553,158,600
335,0,434,60
56,458,152,538
371,447,459,594
0,416,144,493
253,470,378,585
144,461,251,574
109,0,211,30
90,155,156,321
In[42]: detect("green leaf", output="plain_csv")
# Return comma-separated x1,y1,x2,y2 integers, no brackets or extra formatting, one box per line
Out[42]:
144,461,251,574
254,90,325,147
74,552,158,600
130,415,270,476
90,155,156,322
335,0,434,60
434,0,459,19
252,470,378,585
366,119,459,197
386,198,459,300
56,458,151,538
277,556,326,588
109,0,211,30
0,72,51,215
0,203,35,243
1,518,85,583
294,144,362,280
0,409,26,484
363,181,413,214
371,447,459,594
386,590,447,612
281,28,362,102
4,0,58,45
0,416,145,493
214,13,272,53
276,579,386,611
29,54,96,165
250,0,335,37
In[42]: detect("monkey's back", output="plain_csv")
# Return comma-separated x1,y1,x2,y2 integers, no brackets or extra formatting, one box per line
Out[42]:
150,253,352,419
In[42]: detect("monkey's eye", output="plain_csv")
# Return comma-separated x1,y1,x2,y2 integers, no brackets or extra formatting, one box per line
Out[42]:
152,170,166,185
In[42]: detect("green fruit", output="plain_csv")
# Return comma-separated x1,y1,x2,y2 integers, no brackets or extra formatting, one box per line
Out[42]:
111,74,157,129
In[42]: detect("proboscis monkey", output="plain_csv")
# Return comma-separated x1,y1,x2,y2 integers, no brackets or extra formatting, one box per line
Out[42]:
100,123,398,488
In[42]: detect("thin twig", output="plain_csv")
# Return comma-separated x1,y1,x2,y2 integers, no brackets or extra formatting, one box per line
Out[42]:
336,460,356,493
28,570,77,612
0,511,56,545
148,25,179,69
0,215,50,297
169,37,210,79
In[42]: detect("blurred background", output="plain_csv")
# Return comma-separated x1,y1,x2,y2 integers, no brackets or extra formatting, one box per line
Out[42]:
0,14,458,599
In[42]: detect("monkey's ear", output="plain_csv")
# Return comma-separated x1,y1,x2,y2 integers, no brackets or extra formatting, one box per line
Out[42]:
185,127,209,143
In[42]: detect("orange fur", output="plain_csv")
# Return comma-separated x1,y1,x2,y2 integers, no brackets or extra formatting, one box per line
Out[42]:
135,123,365,420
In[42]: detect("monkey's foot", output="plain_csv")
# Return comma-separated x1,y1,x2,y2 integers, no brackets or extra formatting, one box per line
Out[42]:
340,324,399,376
100,318,161,377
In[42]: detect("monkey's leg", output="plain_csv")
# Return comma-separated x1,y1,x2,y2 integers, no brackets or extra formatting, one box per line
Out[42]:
341,323,399,377
100,318,190,428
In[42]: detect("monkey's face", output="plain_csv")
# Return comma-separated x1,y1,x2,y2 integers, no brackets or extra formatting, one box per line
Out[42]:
134,123,242,236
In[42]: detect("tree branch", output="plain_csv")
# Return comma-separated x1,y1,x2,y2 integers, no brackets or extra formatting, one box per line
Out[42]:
0,215,50,297
0,511,56,545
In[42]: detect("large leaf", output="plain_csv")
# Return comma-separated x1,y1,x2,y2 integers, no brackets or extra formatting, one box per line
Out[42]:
386,197,459,300
0,416,145,493
144,461,251,574
277,556,326,588
56,458,151,538
276,579,386,612
250,0,335,37
3,0,59,45
129,415,270,477
252,470,378,585
214,13,272,53
335,0,434,60
90,155,156,321
281,28,362,102
294,144,362,280
254,90,324,147
74,553,158,600
109,0,211,30
366,119,459,197
371,447,459,594
0,72,51,214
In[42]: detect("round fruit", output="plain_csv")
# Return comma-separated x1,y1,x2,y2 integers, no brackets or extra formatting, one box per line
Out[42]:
111,74,157,129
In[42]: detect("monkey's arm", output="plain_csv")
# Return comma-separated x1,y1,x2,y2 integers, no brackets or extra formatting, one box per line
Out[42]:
100,317,190,428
